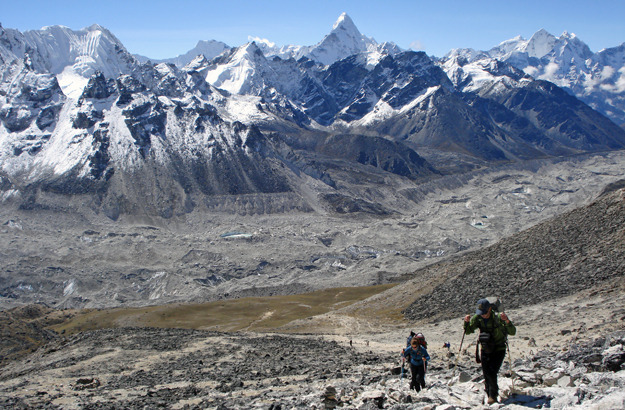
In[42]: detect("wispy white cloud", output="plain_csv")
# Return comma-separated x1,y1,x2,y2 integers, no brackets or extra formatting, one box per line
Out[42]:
538,62,559,81
614,67,625,93
409,40,425,51
248,36,275,47
523,66,539,77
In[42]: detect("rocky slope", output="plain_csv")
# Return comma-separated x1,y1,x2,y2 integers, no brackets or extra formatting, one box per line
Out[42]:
1,181,624,409
0,294,623,408
0,304,62,364
401,179,625,323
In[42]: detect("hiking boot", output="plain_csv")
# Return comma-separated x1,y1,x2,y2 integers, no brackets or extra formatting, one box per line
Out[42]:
487,396,497,405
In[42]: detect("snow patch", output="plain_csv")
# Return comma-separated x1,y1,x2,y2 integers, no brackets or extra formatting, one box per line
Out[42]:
614,67,625,93
56,67,88,99
63,279,76,296
1,190,20,201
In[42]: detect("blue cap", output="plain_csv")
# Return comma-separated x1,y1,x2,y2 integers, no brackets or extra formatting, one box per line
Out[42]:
476,298,491,315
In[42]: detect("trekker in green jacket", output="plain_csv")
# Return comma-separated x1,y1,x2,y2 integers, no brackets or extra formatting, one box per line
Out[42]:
464,298,516,405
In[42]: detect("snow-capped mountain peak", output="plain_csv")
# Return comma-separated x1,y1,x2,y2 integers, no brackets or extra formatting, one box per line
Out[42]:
0,23,140,99
332,12,359,32
1,18,625,228
256,13,400,66
307,12,378,65
455,28,625,126
204,42,270,94
525,28,558,58
20,24,137,79
140,39,231,67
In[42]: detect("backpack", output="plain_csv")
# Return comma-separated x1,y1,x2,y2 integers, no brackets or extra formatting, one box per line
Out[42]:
484,296,501,312
412,333,427,348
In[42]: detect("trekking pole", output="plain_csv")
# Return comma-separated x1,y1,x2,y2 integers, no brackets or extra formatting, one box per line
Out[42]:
500,302,516,392
452,328,466,377
506,340,515,391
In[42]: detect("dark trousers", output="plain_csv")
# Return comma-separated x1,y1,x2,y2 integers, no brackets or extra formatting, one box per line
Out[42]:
481,349,506,399
409,362,426,392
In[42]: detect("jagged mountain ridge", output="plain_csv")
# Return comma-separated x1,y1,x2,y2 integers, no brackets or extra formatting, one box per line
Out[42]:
0,58,438,219
134,13,400,72
1,16,625,218
203,40,625,161
439,55,625,156
450,29,625,127
135,40,230,67
143,16,625,129
0,20,440,218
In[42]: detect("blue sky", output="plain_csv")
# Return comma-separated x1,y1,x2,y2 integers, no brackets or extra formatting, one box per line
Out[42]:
3,0,625,59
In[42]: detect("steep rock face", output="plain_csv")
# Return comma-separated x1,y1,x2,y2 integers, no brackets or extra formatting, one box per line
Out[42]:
323,51,454,124
0,59,65,167
0,24,27,65
439,55,625,158
0,52,438,218
275,131,439,185
371,86,511,161
497,80,625,151
316,134,438,180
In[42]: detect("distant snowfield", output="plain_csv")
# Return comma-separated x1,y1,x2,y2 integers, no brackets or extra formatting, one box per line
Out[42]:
354,85,440,127
222,94,271,123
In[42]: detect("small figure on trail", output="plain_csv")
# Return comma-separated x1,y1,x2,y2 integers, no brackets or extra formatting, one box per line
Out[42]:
464,298,516,405
406,330,416,347
402,332,430,392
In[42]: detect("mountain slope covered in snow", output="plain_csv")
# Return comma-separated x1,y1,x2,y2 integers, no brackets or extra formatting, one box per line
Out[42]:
449,29,625,127
1,15,625,221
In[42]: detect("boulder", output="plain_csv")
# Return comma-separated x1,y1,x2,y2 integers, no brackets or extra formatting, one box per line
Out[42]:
601,344,625,371
458,371,472,383
557,375,574,387
359,390,386,407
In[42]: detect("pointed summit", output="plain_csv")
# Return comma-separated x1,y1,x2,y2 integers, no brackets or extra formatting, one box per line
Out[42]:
332,12,359,33
204,41,270,94
556,31,593,60
307,13,379,65
525,29,557,58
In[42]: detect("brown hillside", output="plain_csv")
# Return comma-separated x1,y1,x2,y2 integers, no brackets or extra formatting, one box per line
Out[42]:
401,181,625,322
